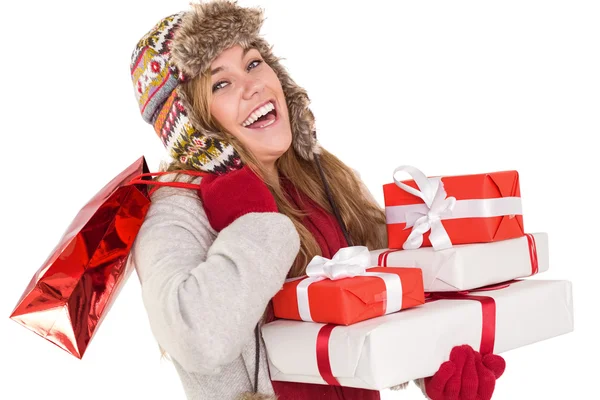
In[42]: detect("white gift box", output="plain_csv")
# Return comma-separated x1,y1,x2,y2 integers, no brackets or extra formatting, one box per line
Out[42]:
370,232,548,292
262,279,573,390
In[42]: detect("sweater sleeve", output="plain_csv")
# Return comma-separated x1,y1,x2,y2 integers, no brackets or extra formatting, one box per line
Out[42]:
130,174,300,374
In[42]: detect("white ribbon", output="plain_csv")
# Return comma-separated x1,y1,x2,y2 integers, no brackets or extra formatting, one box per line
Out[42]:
306,246,371,280
295,246,403,322
389,165,523,251
392,165,456,251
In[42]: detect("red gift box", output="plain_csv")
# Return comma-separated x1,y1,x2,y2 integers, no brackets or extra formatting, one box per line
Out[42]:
272,246,425,325
384,166,524,251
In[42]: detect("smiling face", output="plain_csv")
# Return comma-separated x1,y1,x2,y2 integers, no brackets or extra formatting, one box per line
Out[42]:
209,44,292,171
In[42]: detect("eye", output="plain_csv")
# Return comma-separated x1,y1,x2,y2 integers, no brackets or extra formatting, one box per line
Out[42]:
212,59,264,92
212,81,227,92
248,59,262,70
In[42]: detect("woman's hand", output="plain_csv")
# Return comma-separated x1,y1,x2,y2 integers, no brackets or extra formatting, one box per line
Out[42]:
198,165,278,232
424,345,506,400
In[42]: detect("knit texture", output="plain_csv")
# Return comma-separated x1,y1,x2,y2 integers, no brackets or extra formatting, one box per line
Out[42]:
280,176,347,259
130,173,299,399
130,9,241,174
424,345,506,400
236,394,278,400
198,165,278,232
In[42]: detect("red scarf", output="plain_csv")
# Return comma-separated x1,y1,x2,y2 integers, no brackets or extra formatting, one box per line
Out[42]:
265,176,381,400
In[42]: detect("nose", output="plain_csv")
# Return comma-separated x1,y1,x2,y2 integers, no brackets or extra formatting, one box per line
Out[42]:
242,74,265,100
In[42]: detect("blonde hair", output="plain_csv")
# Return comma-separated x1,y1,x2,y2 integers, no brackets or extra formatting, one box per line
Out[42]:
155,60,388,362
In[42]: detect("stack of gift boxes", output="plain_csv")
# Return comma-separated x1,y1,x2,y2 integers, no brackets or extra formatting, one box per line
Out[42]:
261,166,574,390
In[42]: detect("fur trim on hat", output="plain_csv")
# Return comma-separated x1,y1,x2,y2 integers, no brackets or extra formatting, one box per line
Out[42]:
236,392,278,400
170,0,320,162
170,1,262,79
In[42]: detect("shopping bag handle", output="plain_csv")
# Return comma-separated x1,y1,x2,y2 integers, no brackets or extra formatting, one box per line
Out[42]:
126,170,210,197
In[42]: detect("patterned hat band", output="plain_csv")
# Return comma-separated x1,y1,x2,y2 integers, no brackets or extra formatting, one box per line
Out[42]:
130,0,319,174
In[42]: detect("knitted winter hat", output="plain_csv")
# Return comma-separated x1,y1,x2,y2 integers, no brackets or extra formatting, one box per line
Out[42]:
130,0,321,174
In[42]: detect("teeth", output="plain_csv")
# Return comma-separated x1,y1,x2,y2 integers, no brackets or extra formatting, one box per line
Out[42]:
242,102,275,127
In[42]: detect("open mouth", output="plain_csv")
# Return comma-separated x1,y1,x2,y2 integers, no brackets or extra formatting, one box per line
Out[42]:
242,101,279,130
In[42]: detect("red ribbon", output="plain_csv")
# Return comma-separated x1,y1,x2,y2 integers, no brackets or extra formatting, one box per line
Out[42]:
316,324,341,386
377,249,401,267
525,233,539,275
426,292,496,354
425,281,518,355
126,170,209,197
315,280,518,384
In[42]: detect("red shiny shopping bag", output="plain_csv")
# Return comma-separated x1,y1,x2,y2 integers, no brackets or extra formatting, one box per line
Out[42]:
9,156,207,359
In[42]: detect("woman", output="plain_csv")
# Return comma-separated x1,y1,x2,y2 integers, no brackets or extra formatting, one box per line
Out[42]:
129,1,498,399
130,1,390,399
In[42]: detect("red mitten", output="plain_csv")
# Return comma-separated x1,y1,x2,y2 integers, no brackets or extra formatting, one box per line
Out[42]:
424,345,506,400
473,352,506,400
198,165,278,232
481,353,506,379
425,345,474,400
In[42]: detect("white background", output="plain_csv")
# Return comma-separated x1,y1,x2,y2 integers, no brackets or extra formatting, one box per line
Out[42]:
1,0,597,399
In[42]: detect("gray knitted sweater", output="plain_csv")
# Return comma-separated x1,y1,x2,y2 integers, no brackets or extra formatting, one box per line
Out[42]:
130,173,296,399
129,172,410,400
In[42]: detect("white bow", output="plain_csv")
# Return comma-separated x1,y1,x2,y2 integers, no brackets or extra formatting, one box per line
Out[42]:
296,245,404,322
305,246,371,280
393,165,456,250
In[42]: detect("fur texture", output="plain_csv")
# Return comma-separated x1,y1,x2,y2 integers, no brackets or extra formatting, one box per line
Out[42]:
170,0,320,162
389,381,410,391
414,378,430,399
